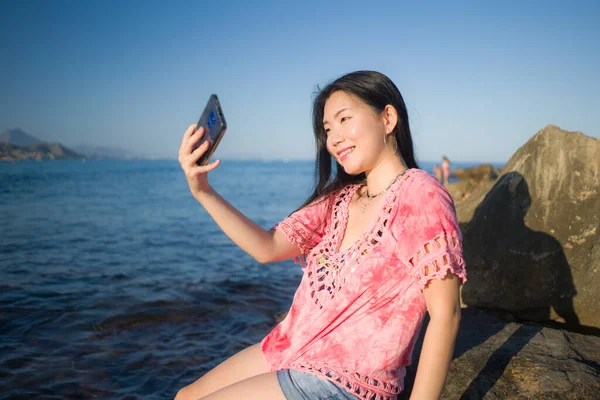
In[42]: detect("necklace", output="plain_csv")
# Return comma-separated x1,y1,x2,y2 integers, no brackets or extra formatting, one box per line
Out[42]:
359,169,408,213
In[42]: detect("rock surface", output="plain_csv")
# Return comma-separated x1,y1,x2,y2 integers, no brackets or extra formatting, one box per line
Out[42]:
446,180,479,202
400,308,600,399
447,164,501,201
453,164,501,184
457,126,600,329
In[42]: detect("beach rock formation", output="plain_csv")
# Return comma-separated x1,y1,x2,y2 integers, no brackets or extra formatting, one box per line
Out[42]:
457,125,600,329
446,164,500,201
446,180,476,202
453,163,501,184
400,308,600,399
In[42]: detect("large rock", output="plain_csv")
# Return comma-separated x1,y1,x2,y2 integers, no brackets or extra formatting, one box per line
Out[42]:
400,308,600,399
447,180,479,202
453,164,501,184
458,125,600,329
447,164,500,202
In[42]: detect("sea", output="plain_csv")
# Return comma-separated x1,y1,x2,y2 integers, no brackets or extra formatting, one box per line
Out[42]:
0,159,485,399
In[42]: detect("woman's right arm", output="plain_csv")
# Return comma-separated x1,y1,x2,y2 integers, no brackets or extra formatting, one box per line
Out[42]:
178,124,300,264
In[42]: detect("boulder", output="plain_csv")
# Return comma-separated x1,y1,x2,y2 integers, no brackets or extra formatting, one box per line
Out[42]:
458,125,600,329
453,164,501,184
447,164,500,202
400,308,600,399
446,180,479,202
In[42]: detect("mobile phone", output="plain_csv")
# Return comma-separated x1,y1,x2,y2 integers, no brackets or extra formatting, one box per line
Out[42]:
194,94,227,166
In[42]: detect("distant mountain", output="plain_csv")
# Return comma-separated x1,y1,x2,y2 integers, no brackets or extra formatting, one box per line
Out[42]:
0,128,84,161
0,128,150,161
0,142,84,161
0,128,42,146
72,145,146,160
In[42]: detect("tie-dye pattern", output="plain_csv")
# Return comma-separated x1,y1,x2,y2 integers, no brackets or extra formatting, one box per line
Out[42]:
262,169,467,400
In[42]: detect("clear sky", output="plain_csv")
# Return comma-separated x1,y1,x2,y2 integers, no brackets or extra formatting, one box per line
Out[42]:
1,0,598,162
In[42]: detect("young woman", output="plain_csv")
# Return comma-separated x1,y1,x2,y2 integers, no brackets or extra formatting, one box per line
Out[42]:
175,71,466,400
442,156,451,186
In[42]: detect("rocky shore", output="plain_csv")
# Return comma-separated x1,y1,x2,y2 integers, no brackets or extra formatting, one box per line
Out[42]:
427,125,600,399
0,142,84,161
446,164,501,202
401,308,600,399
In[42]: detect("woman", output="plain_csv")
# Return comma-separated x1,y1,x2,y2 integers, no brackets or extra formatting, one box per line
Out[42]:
175,71,466,400
442,156,451,186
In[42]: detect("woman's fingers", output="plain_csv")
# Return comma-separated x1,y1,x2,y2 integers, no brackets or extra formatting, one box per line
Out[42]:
179,124,197,155
203,159,221,172
185,126,206,155
178,124,219,184
186,159,221,179
187,139,210,166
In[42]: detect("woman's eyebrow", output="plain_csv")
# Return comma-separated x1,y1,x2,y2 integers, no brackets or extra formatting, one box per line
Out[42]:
323,107,350,125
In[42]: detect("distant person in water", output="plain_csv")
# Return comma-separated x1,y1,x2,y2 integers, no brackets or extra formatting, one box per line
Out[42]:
442,155,451,186
175,71,466,400
433,164,443,183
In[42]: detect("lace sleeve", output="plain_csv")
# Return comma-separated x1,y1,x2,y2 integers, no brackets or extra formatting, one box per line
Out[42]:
407,234,467,290
273,195,331,256
392,172,467,290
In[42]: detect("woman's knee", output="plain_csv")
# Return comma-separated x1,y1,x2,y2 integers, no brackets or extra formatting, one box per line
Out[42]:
174,384,193,400
174,343,267,400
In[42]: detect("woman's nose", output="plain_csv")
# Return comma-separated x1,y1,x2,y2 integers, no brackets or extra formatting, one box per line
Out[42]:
329,129,343,146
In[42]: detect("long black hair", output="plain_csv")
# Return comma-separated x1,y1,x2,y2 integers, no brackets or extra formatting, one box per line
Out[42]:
300,70,419,209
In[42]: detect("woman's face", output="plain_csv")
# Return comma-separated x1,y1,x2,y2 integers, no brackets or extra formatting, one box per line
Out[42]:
323,91,387,175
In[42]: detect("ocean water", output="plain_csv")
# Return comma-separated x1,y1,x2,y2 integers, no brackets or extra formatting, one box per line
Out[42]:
0,159,483,399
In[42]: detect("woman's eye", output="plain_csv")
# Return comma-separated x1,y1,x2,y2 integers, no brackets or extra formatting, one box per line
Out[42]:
324,128,331,135
340,116,349,123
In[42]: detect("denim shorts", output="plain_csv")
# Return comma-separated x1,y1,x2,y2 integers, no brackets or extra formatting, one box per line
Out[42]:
276,369,360,400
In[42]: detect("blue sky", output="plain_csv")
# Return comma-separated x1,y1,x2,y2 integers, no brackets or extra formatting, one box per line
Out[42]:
1,0,598,162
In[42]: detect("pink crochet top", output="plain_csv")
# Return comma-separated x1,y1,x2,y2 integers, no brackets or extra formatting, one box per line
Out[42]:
261,169,467,399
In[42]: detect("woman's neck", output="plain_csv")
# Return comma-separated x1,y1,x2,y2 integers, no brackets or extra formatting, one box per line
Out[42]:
363,156,408,196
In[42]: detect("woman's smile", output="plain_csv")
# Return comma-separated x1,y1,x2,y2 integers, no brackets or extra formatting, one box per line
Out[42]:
337,146,356,162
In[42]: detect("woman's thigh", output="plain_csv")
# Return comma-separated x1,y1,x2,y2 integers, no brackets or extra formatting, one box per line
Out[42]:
200,372,285,400
175,343,271,400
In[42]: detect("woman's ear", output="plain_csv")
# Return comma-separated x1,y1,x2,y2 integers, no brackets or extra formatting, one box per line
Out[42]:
382,105,399,135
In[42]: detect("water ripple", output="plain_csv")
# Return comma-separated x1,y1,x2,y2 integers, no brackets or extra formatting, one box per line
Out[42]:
0,160,310,398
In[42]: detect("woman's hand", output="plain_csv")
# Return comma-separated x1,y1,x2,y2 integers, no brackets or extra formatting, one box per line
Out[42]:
178,124,221,198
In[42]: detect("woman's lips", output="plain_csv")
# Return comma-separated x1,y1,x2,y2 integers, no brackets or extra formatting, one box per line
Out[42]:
338,146,355,162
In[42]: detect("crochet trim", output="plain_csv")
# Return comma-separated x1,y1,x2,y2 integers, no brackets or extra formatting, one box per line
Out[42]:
273,196,335,267
292,362,401,400
308,171,415,309
275,219,320,255
407,234,468,289
273,220,316,266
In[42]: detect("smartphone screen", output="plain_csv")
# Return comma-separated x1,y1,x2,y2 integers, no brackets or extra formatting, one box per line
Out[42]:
194,94,227,166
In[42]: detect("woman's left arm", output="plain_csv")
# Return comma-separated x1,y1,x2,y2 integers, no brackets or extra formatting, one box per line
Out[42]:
409,273,462,400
